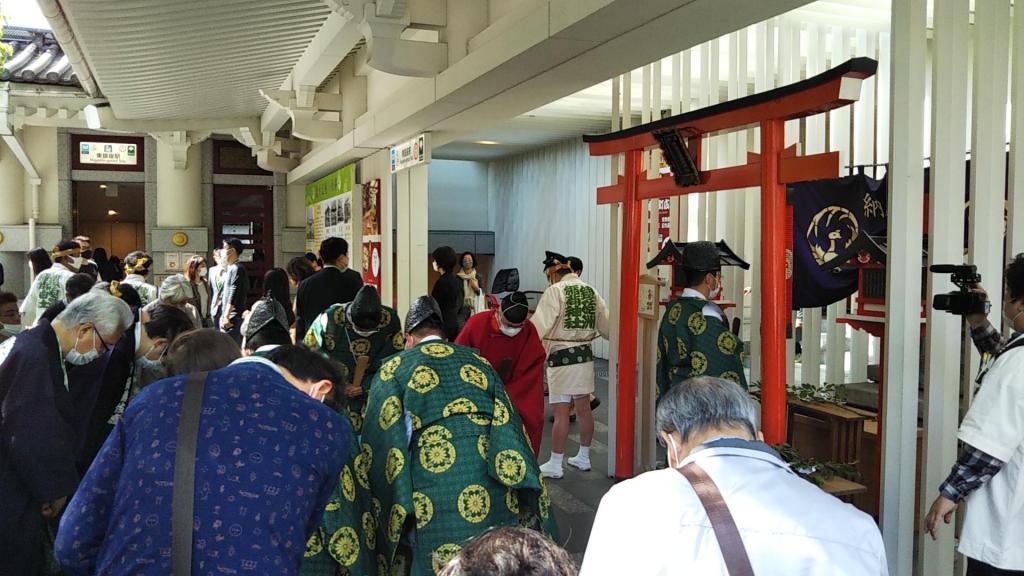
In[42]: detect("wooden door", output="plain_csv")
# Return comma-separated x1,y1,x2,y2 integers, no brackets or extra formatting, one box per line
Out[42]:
213,185,273,307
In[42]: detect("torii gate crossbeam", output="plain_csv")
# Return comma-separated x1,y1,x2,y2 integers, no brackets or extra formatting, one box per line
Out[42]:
584,57,878,479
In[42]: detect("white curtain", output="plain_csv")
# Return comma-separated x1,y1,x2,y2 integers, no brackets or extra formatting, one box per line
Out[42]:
489,138,613,358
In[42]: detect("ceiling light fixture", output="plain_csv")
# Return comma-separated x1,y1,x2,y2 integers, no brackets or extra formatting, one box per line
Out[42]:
99,184,107,189
107,209,118,216
474,140,500,145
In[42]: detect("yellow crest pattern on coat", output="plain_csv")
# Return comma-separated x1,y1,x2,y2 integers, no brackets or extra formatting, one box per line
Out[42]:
717,331,737,355
323,333,336,352
668,303,682,325
378,395,402,430
385,447,405,484
333,307,347,326
420,342,455,358
443,397,478,418
340,465,356,502
387,503,406,543
505,489,520,514
408,365,441,394
459,364,489,391
379,356,401,381
303,330,318,349
539,482,551,520
305,530,323,557
362,511,377,551
407,410,422,431
457,484,491,524
721,371,741,384
392,332,405,350
419,438,456,474
477,434,489,461
493,398,510,426
351,338,371,356
676,337,688,359
687,312,707,335
495,449,527,486
412,491,434,530
689,351,708,376
354,444,372,490
472,353,492,367
432,544,462,574
328,526,360,567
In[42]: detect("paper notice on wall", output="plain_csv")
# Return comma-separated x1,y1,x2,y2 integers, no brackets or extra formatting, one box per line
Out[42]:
305,165,355,253
361,179,382,291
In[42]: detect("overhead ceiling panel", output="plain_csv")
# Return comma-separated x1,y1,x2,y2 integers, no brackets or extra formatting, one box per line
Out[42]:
58,0,332,119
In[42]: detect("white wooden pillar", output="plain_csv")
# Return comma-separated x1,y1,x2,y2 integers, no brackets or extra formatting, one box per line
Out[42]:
378,152,395,307
1011,3,1024,257
882,0,927,572
394,164,429,319
826,26,852,385
607,73,624,477
919,1,970,572
748,20,773,383
969,0,1012,382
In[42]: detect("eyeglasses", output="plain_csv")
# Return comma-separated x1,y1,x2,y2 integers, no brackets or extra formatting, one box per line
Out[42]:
93,327,112,353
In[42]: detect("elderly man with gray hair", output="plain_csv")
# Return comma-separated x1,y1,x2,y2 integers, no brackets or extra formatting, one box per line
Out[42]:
581,376,888,575
0,291,132,575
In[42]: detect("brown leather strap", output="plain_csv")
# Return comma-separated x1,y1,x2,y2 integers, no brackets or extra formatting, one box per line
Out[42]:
173,371,208,576
678,462,755,576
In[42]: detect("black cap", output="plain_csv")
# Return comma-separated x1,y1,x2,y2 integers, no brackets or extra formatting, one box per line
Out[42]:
501,291,530,324
542,250,568,271
681,241,722,272
405,296,443,333
349,285,382,330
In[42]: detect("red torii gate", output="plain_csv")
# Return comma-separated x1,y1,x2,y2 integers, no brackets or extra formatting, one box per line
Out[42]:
584,57,878,478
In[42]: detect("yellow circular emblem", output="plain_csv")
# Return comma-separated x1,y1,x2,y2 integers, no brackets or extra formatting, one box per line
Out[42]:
668,303,682,325
418,424,453,445
717,331,737,355
443,398,478,418
355,444,372,490
687,312,707,336
323,333,336,352
420,342,455,358
392,332,405,350
387,503,406,543
431,544,462,574
457,484,491,524
689,351,708,376
333,306,347,326
351,338,371,356
348,409,363,434
379,356,401,382
412,491,434,530
408,365,440,394
378,395,402,430
379,308,392,327
476,434,489,461
539,482,551,520
303,330,318,349
305,530,323,557
328,526,360,567
362,511,377,551
492,399,510,426
459,364,489,391
473,353,492,367
419,438,456,474
407,410,422,431
676,337,688,359
505,489,520,514
385,447,405,484
721,371,741,384
341,465,356,502
495,449,527,486
171,231,189,247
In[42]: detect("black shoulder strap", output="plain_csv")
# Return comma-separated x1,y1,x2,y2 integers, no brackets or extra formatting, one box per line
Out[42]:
678,462,755,576
173,371,208,576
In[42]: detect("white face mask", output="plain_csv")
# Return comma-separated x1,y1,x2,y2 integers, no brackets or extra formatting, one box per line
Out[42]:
499,324,523,337
708,275,722,299
664,434,682,469
198,266,208,278
0,323,24,338
308,384,326,403
68,256,83,269
432,261,439,273
66,329,101,365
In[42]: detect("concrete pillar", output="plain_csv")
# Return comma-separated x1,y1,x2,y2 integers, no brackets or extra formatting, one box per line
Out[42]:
0,139,25,225
395,163,428,317
22,126,57,224
156,137,202,227
919,1,970,572
287,183,306,228
881,0,927,572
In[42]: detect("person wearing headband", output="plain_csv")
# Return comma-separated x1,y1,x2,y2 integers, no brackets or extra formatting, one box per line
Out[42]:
531,251,610,479
302,285,403,435
19,239,82,327
121,251,158,306
456,291,546,455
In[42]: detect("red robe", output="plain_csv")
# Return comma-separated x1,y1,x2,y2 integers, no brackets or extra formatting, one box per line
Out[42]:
456,311,546,456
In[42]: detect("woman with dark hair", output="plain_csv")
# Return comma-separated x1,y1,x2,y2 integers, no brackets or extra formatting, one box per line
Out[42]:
26,247,52,279
122,251,158,305
457,251,484,316
263,267,295,328
184,255,211,326
304,251,322,271
92,247,115,282
20,240,81,326
430,245,464,339
164,328,241,376
286,255,317,288
107,255,125,281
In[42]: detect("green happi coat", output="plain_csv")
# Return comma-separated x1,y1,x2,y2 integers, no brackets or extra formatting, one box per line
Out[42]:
304,302,405,434
361,339,556,575
657,296,747,400
301,411,377,576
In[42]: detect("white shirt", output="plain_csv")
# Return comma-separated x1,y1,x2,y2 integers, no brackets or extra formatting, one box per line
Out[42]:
581,441,888,576
681,287,725,321
958,334,1024,569
20,262,76,326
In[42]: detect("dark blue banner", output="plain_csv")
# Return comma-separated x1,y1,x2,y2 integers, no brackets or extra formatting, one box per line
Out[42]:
790,174,887,309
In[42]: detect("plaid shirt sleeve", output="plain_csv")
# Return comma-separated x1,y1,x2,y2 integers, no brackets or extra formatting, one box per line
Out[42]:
939,444,1005,503
970,320,1005,356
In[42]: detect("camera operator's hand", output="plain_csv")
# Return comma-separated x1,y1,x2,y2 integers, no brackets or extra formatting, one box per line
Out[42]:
966,284,990,329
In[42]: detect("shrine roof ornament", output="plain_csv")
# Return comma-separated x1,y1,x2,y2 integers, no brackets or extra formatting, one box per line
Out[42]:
646,239,750,271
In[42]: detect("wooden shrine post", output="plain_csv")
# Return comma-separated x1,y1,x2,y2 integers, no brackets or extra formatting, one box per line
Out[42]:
584,58,878,479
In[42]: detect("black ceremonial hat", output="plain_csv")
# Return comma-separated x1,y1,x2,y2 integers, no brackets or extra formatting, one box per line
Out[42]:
349,285,382,330
405,296,444,333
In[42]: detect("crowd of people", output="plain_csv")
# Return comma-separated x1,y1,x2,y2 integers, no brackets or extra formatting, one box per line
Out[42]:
31,233,1024,574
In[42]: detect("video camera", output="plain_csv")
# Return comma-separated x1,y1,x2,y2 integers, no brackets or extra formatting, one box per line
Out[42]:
930,264,989,316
